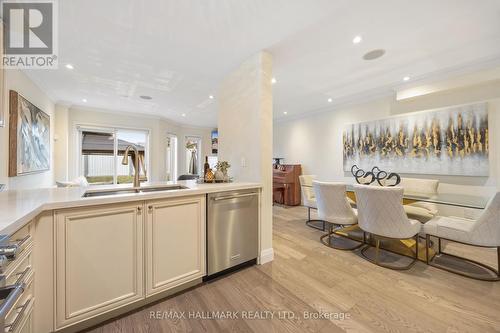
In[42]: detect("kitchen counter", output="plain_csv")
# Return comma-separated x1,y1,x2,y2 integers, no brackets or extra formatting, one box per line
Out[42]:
0,181,261,236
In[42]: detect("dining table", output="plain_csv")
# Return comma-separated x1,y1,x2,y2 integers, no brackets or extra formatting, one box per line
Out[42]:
304,183,490,262
344,184,489,210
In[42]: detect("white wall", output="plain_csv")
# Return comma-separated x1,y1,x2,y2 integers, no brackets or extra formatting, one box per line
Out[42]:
218,51,274,263
58,106,213,183
53,104,69,182
0,70,55,190
274,79,500,199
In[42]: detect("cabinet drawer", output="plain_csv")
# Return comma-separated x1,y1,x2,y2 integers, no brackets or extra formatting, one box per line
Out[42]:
1,225,33,275
4,276,34,333
12,307,32,333
4,248,32,287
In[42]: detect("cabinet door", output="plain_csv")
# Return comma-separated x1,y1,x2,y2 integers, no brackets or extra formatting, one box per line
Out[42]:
55,203,144,329
146,195,205,296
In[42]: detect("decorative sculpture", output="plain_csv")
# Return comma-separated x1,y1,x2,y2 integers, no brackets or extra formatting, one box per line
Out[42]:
351,165,401,187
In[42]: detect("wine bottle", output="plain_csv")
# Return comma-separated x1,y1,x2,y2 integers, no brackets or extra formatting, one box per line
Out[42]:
204,156,210,177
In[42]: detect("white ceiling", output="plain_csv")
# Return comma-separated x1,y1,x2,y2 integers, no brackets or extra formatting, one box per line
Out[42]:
25,0,500,127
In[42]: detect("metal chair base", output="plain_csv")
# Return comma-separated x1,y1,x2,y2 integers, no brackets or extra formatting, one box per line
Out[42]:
426,235,500,282
305,207,325,231
320,227,365,251
360,234,419,270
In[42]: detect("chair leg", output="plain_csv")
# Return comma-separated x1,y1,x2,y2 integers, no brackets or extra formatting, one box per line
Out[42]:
305,207,326,231
320,224,365,251
415,234,419,261
360,234,419,270
427,239,500,281
498,247,500,279
425,234,430,265
375,238,380,265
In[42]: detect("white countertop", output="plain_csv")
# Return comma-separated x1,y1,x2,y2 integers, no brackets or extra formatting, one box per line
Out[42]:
0,181,262,236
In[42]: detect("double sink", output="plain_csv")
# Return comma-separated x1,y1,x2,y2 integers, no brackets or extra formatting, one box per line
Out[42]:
83,185,189,198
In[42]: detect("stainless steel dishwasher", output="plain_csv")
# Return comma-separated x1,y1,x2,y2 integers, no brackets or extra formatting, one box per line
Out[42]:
207,189,259,278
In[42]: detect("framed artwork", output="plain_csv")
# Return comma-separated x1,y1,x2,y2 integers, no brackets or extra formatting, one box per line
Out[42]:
211,130,218,154
0,20,5,128
343,103,489,176
9,90,51,176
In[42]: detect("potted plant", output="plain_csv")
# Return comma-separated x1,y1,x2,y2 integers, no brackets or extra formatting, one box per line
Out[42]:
215,161,231,182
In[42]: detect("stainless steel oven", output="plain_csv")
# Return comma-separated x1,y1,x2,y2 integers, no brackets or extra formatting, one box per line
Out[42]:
207,189,259,277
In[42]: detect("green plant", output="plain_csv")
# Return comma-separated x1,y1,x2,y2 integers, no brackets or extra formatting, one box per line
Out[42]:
216,161,230,173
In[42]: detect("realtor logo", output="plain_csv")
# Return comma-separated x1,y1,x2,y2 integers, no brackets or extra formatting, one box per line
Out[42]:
1,0,58,69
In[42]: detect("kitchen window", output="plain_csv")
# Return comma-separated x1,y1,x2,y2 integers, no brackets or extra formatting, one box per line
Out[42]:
78,126,150,185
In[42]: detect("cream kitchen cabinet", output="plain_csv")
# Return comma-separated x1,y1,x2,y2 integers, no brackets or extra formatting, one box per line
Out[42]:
145,195,206,296
54,202,144,330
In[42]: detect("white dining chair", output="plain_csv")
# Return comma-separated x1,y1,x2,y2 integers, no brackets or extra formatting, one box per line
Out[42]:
400,178,439,222
299,175,326,231
354,184,423,270
423,192,500,281
313,181,364,250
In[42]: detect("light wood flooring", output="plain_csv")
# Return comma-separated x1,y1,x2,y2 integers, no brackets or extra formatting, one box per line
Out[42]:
87,205,500,333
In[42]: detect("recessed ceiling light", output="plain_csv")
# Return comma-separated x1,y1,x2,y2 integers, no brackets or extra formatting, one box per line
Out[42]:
403,76,410,81
328,98,333,103
209,95,214,99
283,111,288,115
181,113,186,117
65,64,74,70
140,95,152,100
82,98,87,103
271,77,277,84
352,36,362,44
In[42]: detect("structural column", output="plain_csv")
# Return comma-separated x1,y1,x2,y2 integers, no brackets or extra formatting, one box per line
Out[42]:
217,51,274,263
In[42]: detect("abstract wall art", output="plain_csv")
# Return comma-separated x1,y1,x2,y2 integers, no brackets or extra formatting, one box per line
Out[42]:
343,103,489,176
9,90,51,176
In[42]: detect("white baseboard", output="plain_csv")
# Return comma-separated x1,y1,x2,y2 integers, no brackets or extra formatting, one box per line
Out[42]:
259,248,274,265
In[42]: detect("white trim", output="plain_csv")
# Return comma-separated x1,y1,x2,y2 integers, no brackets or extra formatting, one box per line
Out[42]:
259,248,274,265
166,133,178,181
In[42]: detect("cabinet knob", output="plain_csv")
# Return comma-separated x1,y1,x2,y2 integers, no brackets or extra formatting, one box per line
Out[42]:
137,206,142,213
148,205,153,212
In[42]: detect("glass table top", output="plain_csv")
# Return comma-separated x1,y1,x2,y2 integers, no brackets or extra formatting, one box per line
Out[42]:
303,184,490,210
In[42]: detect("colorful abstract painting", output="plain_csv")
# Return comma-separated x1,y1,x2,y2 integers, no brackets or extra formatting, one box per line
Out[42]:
343,103,488,176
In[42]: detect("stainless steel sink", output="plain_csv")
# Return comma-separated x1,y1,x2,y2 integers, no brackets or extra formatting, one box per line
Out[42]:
82,189,139,197
83,185,188,198
139,185,188,193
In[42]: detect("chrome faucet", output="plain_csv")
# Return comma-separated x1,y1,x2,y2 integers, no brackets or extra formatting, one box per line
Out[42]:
121,145,141,188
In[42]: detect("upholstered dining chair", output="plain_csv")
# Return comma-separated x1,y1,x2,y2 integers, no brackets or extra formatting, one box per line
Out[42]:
423,192,500,281
354,184,423,270
400,178,439,222
313,181,364,250
299,175,325,231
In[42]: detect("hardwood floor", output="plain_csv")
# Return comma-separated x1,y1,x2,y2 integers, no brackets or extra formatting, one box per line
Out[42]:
86,206,500,333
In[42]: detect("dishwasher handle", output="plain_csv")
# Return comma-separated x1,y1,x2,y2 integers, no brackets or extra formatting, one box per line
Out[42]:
212,192,258,201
